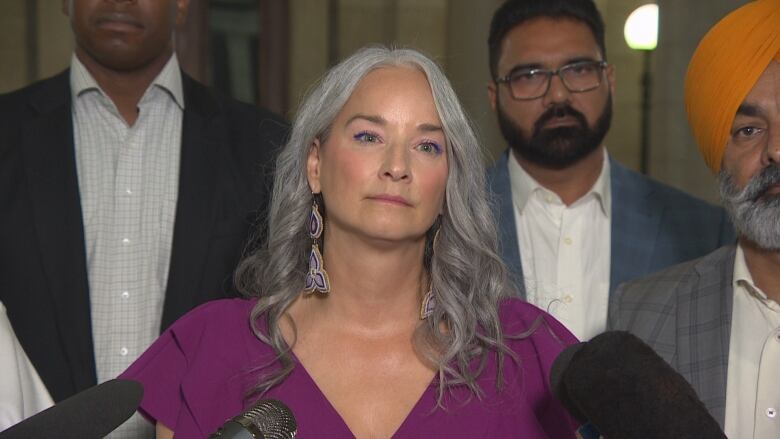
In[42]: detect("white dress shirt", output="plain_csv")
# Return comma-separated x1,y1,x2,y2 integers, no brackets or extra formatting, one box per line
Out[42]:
71,54,184,438
0,302,53,432
724,245,780,439
508,149,611,340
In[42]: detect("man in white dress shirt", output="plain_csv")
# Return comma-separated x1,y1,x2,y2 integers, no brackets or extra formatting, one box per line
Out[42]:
0,1,286,437
485,0,734,340
610,1,780,436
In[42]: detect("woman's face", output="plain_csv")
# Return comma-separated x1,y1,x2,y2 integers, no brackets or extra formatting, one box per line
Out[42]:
307,66,449,247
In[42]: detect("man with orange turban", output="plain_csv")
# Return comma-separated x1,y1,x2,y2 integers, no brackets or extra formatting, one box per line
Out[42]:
610,1,780,436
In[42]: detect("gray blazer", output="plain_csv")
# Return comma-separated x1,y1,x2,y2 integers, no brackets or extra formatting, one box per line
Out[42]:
486,150,736,299
608,245,736,427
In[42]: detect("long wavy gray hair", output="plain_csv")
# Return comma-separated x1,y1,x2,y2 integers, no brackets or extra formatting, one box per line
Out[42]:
235,46,516,402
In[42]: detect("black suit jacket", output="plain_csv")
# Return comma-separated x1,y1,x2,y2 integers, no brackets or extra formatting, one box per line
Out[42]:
0,70,288,402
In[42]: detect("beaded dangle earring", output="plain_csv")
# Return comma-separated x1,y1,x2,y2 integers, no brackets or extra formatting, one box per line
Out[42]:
420,287,436,320
304,195,330,294
420,226,440,319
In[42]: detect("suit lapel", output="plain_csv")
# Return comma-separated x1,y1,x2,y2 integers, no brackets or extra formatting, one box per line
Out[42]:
23,72,97,393
492,155,663,300
161,74,220,329
609,160,662,297
678,246,734,427
487,151,525,298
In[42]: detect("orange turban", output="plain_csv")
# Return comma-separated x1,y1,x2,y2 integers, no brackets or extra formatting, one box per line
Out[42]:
684,0,780,172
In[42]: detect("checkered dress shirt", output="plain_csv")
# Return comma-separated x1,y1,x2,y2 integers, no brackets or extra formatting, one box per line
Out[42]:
70,53,184,438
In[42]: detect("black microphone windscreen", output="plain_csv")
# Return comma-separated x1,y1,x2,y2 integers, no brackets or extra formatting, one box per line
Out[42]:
0,379,143,439
549,341,587,423
560,331,725,438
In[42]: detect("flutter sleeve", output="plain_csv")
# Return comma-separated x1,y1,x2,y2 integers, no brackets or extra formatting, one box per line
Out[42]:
119,304,207,430
118,299,256,435
533,312,580,437
499,298,580,438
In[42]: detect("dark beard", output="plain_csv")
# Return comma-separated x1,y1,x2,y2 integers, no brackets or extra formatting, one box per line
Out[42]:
497,95,612,170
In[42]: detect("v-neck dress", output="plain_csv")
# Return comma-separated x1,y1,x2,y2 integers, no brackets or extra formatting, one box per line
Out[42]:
120,298,579,438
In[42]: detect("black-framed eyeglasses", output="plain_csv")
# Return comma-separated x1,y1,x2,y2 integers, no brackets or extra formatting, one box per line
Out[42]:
495,60,608,100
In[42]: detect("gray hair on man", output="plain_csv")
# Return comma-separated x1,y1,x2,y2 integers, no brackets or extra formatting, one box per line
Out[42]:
719,166,780,250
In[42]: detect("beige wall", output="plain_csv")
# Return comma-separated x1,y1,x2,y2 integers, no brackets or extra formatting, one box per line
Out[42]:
395,0,448,60
288,0,329,120
38,1,73,79
651,0,749,202
0,0,29,93
444,0,503,161
599,0,647,171
0,0,748,203
0,0,72,93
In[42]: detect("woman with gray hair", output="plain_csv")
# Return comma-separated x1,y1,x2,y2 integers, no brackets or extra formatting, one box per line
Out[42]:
121,46,578,438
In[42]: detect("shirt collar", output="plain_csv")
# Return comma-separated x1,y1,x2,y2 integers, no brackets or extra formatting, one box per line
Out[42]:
69,54,185,110
733,244,772,303
507,147,611,217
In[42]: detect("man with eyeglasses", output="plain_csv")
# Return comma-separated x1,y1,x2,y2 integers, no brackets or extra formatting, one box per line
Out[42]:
485,0,735,340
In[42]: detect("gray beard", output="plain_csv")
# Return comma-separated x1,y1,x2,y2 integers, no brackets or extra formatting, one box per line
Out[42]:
718,167,780,250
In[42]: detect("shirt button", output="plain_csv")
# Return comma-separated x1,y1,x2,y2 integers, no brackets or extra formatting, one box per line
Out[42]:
121,291,130,299
564,237,573,245
125,188,133,195
767,408,777,418
563,294,574,304
120,347,128,356
122,238,130,245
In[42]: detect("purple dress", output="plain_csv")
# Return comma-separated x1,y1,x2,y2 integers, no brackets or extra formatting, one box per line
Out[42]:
120,298,579,438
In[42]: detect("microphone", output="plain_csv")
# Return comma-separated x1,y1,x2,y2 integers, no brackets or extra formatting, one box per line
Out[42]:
0,379,143,439
209,399,297,439
550,331,725,439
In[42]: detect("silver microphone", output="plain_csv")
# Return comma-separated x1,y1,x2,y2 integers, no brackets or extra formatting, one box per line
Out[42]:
209,399,297,439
